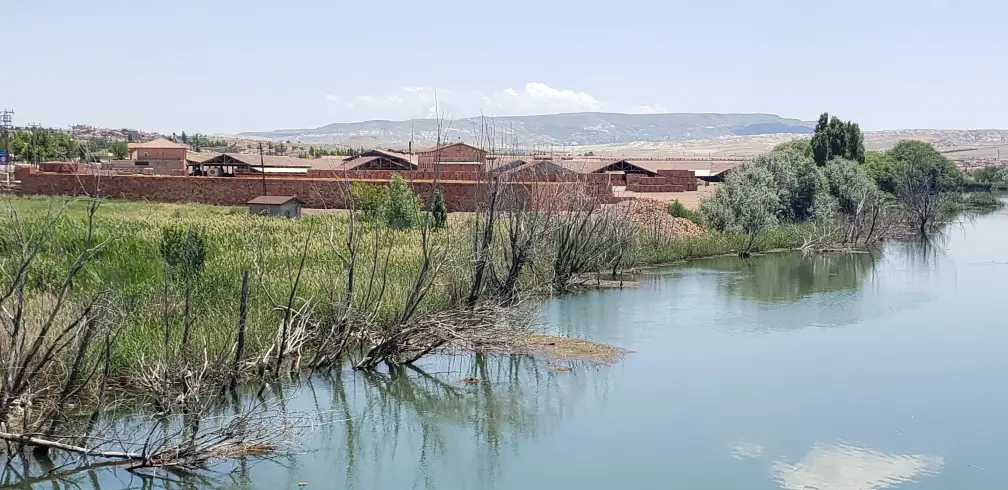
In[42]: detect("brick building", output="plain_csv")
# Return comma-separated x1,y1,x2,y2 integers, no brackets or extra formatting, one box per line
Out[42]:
127,138,188,162
338,149,417,171
416,143,486,172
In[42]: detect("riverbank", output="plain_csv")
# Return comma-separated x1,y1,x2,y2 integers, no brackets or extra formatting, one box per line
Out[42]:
0,196,819,377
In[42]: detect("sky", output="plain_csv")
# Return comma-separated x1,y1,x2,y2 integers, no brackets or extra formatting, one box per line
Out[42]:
3,0,1007,134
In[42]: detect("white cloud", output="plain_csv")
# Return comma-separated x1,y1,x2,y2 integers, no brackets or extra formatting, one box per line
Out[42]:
324,82,657,121
490,82,602,114
636,104,668,114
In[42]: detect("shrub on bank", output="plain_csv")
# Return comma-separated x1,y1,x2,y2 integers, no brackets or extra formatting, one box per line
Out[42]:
350,175,423,229
964,191,1004,211
666,199,701,225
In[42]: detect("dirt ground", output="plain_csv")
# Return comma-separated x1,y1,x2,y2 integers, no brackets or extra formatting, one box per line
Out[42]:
615,183,718,210
524,333,629,365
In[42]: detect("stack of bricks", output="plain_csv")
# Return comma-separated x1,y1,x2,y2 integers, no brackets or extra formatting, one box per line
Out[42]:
625,170,698,193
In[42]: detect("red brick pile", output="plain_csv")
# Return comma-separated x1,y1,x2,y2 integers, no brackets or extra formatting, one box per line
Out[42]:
613,199,705,238
625,170,698,193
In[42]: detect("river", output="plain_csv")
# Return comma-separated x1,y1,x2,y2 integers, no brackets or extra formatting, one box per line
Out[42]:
12,206,1008,489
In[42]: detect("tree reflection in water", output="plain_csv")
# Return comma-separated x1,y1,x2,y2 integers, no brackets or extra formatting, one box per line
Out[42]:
6,354,606,489
328,354,602,490
693,250,881,303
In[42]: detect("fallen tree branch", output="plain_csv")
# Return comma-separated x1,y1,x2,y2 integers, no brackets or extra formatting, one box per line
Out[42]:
0,430,142,460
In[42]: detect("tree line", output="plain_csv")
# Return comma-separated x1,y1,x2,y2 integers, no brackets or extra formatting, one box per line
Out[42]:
700,112,977,254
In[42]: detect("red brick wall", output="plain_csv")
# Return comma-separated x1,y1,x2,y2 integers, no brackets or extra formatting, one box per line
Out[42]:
130,148,186,161
417,145,487,171
307,170,484,181
39,162,80,173
18,171,615,212
306,169,623,186
625,170,698,192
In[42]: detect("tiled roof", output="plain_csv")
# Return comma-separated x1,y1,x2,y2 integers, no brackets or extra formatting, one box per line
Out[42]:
127,138,189,150
248,196,301,205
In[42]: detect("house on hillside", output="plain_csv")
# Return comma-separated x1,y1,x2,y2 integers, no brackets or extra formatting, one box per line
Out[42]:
119,137,189,173
416,142,486,172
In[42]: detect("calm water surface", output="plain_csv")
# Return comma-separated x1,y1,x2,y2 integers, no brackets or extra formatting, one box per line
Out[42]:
16,208,1008,489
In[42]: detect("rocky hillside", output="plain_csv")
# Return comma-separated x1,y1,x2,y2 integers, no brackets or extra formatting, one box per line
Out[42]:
238,112,814,148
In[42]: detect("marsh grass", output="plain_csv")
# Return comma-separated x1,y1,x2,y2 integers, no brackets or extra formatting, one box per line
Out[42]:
1,196,813,380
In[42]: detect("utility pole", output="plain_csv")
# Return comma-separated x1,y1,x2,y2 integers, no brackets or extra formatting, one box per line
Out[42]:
1,110,12,182
259,142,266,196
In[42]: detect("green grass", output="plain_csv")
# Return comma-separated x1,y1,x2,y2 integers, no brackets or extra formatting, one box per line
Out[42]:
0,196,817,379
633,222,814,265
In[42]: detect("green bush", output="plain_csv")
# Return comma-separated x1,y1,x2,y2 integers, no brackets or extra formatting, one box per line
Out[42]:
969,164,1008,191
430,187,447,229
864,151,897,194
700,164,780,254
964,191,1004,211
887,140,964,193
667,199,701,225
823,158,881,216
349,181,386,218
383,174,422,230
749,148,830,221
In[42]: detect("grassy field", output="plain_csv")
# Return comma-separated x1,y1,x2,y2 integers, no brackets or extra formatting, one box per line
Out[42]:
1,196,813,379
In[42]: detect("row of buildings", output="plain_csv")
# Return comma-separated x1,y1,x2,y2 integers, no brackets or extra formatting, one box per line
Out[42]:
119,138,735,182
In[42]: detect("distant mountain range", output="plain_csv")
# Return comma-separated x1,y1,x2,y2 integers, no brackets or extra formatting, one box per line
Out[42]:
238,112,815,148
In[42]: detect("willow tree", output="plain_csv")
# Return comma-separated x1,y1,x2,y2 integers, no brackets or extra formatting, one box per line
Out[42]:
700,164,780,257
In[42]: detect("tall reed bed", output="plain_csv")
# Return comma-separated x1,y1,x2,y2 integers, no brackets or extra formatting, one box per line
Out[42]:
0,196,813,378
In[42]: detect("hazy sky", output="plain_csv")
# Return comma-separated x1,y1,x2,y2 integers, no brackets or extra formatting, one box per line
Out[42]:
3,0,1006,134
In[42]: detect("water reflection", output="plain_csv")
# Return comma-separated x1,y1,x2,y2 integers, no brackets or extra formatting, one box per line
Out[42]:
730,440,766,460
693,251,880,302
9,355,606,489
296,355,608,490
728,440,945,490
772,443,944,490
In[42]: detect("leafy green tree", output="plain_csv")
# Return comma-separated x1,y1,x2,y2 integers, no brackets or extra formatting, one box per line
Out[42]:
823,158,882,216
349,181,386,218
864,151,897,193
749,148,829,221
700,164,780,256
810,112,865,165
109,141,128,160
429,187,447,229
772,138,812,157
886,140,963,193
383,175,422,230
888,140,964,234
969,163,1008,190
